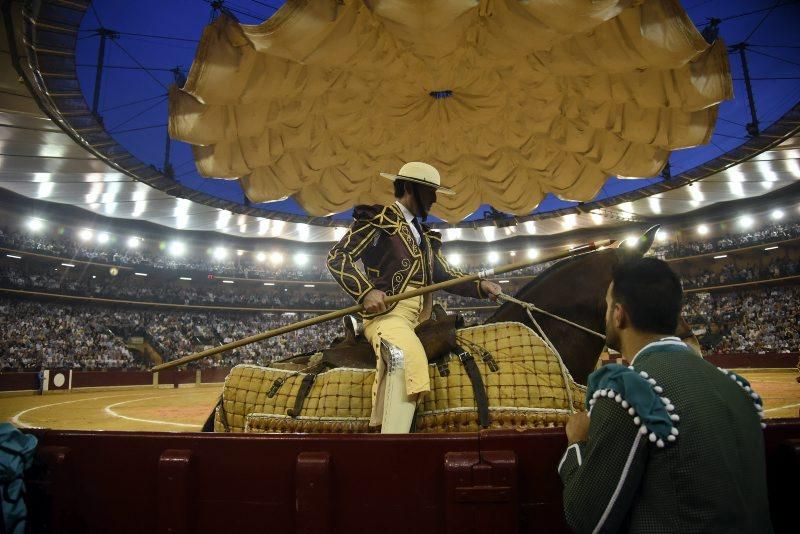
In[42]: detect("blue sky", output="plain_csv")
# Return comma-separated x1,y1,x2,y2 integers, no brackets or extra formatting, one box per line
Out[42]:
76,0,800,221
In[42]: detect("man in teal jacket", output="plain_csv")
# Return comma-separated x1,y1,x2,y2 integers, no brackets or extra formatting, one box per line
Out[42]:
559,257,772,533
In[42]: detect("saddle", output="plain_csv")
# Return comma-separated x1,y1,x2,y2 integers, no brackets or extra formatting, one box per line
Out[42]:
272,303,463,371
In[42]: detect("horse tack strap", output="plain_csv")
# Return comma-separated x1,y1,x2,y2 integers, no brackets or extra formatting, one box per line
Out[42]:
455,347,490,428
287,374,317,418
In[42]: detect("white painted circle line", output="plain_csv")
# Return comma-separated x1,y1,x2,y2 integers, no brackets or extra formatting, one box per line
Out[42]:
104,397,200,428
764,402,800,414
11,393,136,428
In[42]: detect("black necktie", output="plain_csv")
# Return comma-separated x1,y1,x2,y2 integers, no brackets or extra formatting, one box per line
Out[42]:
412,218,426,251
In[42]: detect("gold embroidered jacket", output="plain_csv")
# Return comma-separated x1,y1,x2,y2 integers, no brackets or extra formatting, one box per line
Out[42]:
327,204,484,317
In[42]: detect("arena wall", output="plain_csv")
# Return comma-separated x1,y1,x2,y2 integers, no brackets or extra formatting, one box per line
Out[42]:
0,368,234,393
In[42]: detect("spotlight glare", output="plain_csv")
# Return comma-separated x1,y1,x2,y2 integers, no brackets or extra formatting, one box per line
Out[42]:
487,251,499,264
169,241,186,256
771,209,784,220
270,251,284,265
526,248,539,259
448,253,462,266
97,232,110,244
78,228,93,241
697,224,709,236
656,229,669,242
294,253,309,266
27,218,44,232
127,236,141,248
738,215,754,229
256,252,267,262
212,247,228,260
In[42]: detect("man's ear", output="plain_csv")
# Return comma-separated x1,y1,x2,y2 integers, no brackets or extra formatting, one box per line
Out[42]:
613,302,627,330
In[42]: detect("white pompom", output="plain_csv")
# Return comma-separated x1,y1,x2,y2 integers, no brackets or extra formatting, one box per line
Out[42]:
750,392,759,400
606,390,615,398
755,404,762,411
656,439,665,448
667,435,676,442
628,407,636,416
671,427,679,436
670,414,680,422
589,399,596,406
621,400,629,409
744,386,751,392
633,416,641,425
639,426,648,435
666,404,675,412
661,398,670,405
648,378,657,385
639,371,649,378
730,374,737,381
593,390,601,399
736,381,743,387
615,394,622,403
654,386,663,394
649,432,657,442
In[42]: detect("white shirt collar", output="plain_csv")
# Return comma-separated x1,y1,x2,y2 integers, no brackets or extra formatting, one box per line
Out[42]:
629,336,686,365
395,200,415,223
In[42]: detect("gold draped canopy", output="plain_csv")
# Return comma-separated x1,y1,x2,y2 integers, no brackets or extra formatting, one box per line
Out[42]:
169,0,732,222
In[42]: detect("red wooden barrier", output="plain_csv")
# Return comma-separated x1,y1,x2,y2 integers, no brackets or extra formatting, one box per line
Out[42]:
0,372,39,392
24,420,800,534
704,353,799,369
70,371,153,388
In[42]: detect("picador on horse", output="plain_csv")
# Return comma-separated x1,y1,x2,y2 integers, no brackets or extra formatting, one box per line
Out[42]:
327,161,502,433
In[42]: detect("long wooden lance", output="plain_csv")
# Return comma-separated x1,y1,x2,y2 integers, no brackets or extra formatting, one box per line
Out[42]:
150,239,613,372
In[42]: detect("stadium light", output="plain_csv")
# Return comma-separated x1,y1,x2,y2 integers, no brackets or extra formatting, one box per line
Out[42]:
212,247,228,260
222,280,234,284
624,235,638,248
169,241,186,256
237,250,245,256
97,232,110,244
179,276,192,281
256,252,267,262
78,228,93,241
526,248,539,259
127,236,141,248
448,253,462,266
656,229,669,242
270,251,284,265
771,209,784,220
487,251,499,264
738,215,754,229
509,251,516,257
294,253,309,266
263,282,275,286
27,218,45,232
696,224,709,236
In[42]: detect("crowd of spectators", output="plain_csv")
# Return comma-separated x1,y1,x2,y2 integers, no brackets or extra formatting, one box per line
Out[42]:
653,221,800,259
684,286,800,354
4,220,797,284
0,226,333,282
2,280,798,371
680,258,799,289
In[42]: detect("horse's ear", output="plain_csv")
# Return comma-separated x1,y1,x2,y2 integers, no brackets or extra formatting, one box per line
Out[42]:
621,224,660,258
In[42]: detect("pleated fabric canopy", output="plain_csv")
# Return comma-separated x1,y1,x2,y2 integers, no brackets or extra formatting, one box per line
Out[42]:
169,0,732,222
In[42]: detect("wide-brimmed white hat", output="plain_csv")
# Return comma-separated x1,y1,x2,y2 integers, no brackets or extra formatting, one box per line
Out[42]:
380,161,455,196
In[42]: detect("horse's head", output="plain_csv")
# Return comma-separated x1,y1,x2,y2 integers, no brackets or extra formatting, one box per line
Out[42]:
486,225,659,384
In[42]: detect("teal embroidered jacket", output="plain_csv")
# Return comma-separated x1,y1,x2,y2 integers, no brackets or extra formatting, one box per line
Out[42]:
558,341,773,533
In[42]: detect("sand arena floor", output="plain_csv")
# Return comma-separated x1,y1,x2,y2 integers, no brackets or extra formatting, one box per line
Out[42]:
1,369,798,432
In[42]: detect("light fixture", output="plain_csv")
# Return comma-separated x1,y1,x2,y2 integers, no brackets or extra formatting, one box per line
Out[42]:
97,232,110,244
771,209,784,220
304,284,315,288
6,254,21,259
134,272,148,277
656,229,669,242
624,235,638,248
237,250,245,256
764,246,778,251
487,251,499,264
270,251,284,265
509,251,516,257
526,248,539,259
294,253,309,266
482,226,496,241
179,276,192,281
27,218,44,232
697,224,709,236
222,280,234,284
713,255,727,259
169,242,186,256
499,280,510,284
127,236,141,248
263,282,275,286
256,252,267,262
78,228,93,241
212,247,228,260
61,263,75,268
738,215,754,229
448,253,462,266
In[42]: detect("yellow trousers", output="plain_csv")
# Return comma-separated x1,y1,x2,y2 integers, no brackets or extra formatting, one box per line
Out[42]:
363,290,430,428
